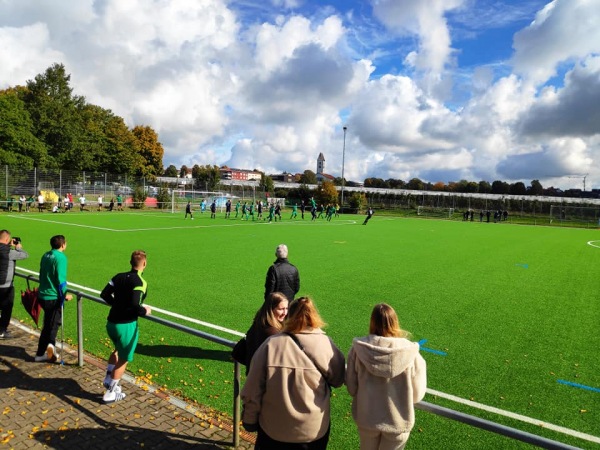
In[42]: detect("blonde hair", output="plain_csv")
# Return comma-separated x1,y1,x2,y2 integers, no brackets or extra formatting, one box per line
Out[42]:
255,292,288,331
283,297,325,334
130,250,147,269
369,303,410,338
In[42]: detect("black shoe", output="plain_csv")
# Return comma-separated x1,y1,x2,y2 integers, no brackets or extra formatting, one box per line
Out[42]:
0,330,13,339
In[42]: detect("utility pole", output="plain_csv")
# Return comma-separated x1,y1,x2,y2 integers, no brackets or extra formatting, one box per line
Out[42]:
341,126,347,212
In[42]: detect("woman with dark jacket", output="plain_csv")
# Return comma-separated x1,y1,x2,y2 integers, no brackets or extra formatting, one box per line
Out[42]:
242,297,345,449
244,292,288,372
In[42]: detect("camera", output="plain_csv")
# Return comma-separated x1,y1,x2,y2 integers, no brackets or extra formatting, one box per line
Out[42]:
12,237,21,245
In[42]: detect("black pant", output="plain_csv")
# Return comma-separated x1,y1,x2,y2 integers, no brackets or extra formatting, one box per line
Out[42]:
0,286,15,331
256,424,330,450
36,299,62,356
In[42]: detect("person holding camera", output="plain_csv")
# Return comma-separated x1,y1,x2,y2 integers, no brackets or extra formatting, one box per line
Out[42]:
0,230,29,339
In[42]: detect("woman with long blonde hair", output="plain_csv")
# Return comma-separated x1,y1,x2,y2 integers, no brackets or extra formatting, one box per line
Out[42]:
346,303,427,450
242,297,345,449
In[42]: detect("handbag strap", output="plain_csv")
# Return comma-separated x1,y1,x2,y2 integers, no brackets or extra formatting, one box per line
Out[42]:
284,332,329,382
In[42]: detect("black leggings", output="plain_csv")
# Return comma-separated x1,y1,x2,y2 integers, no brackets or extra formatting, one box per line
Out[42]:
255,424,330,450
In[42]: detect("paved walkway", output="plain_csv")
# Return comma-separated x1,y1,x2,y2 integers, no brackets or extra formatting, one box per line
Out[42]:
0,322,255,449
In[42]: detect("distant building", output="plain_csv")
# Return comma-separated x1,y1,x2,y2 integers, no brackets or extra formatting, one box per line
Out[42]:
220,166,261,181
270,172,295,183
316,153,335,182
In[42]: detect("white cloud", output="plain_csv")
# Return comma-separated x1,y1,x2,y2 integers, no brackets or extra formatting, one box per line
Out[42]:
512,0,600,84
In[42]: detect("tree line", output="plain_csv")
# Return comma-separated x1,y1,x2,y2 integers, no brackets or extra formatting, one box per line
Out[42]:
0,64,164,177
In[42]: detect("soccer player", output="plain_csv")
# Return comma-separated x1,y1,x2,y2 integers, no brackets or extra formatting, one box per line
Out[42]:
235,201,241,218
290,203,298,219
116,194,123,211
185,201,194,219
363,207,374,225
101,250,151,403
210,200,217,219
225,199,232,218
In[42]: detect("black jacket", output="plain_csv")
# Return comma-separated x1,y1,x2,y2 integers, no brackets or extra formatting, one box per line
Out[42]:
264,258,300,302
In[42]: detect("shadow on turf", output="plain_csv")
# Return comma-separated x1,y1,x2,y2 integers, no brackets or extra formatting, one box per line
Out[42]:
136,343,232,362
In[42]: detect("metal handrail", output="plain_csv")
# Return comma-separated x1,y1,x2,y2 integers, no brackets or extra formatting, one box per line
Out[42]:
14,270,583,449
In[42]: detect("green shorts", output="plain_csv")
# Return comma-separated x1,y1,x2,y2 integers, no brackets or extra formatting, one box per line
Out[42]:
106,321,139,362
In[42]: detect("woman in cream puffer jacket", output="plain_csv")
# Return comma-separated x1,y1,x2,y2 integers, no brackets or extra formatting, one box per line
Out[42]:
346,303,427,450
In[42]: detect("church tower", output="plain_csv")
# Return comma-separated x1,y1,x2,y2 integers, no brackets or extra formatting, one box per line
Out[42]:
317,152,325,176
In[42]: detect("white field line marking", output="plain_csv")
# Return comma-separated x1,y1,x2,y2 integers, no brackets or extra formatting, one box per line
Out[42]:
7,214,118,231
427,388,600,444
16,268,244,337
8,213,356,232
587,240,600,248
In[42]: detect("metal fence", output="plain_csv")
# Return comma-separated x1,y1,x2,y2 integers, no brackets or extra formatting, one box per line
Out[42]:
12,269,589,448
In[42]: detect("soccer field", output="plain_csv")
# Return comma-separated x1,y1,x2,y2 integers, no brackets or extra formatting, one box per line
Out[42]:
4,210,600,449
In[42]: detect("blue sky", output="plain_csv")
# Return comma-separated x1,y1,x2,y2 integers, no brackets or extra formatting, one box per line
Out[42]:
1,0,599,189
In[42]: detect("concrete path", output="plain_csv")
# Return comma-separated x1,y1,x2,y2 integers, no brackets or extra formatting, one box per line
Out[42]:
0,322,255,449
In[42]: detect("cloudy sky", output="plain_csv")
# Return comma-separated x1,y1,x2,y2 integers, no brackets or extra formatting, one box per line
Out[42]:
1,0,599,189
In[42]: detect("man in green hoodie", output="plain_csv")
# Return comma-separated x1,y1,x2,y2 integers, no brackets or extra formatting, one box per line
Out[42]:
35,235,72,362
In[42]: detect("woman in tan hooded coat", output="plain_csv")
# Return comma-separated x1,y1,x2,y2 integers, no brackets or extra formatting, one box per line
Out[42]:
346,303,427,450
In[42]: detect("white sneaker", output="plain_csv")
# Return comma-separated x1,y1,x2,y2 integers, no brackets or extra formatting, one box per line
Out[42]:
103,388,126,403
35,354,50,362
46,344,59,363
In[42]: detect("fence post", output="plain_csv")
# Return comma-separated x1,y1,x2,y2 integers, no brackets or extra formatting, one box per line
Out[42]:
77,293,84,367
233,361,241,448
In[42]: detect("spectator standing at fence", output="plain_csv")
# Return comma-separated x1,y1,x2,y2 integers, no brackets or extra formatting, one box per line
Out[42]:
26,195,34,212
243,292,288,374
0,230,29,339
264,244,300,302
67,192,74,210
18,195,26,213
35,235,72,362
98,195,103,211
346,303,427,450
101,250,151,403
79,194,87,211
37,192,45,212
242,297,345,449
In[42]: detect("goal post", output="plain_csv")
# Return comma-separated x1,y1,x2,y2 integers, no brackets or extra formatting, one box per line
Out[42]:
549,205,600,226
169,189,230,214
417,206,455,219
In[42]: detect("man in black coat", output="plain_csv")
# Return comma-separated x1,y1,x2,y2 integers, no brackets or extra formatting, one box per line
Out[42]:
264,244,300,302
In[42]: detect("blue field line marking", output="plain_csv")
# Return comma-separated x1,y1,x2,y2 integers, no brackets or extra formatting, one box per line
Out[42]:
418,339,447,356
515,263,529,268
557,379,600,393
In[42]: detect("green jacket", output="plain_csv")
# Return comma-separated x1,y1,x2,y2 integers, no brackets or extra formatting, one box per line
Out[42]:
39,249,68,301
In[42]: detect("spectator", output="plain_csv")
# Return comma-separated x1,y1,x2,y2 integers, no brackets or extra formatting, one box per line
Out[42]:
241,297,345,449
346,303,427,450
264,244,300,302
35,235,73,362
37,192,45,212
243,292,288,374
0,230,29,339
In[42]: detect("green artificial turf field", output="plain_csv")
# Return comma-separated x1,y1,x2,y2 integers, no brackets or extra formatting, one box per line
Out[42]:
3,209,599,449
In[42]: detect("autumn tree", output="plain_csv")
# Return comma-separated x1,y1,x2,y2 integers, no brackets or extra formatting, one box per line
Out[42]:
316,181,338,205
132,125,164,177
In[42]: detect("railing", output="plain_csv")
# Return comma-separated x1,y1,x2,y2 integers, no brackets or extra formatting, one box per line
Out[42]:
14,269,586,450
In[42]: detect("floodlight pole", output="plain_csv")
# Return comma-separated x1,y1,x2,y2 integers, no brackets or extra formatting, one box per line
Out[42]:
341,126,347,213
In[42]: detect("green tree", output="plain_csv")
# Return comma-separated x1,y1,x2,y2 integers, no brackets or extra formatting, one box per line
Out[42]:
406,178,424,190
260,172,274,194
0,88,47,168
193,164,221,191
478,180,492,193
20,63,86,169
131,186,146,209
509,182,527,195
348,192,366,211
132,125,164,177
529,179,543,196
491,180,509,194
300,170,317,184
164,165,178,177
